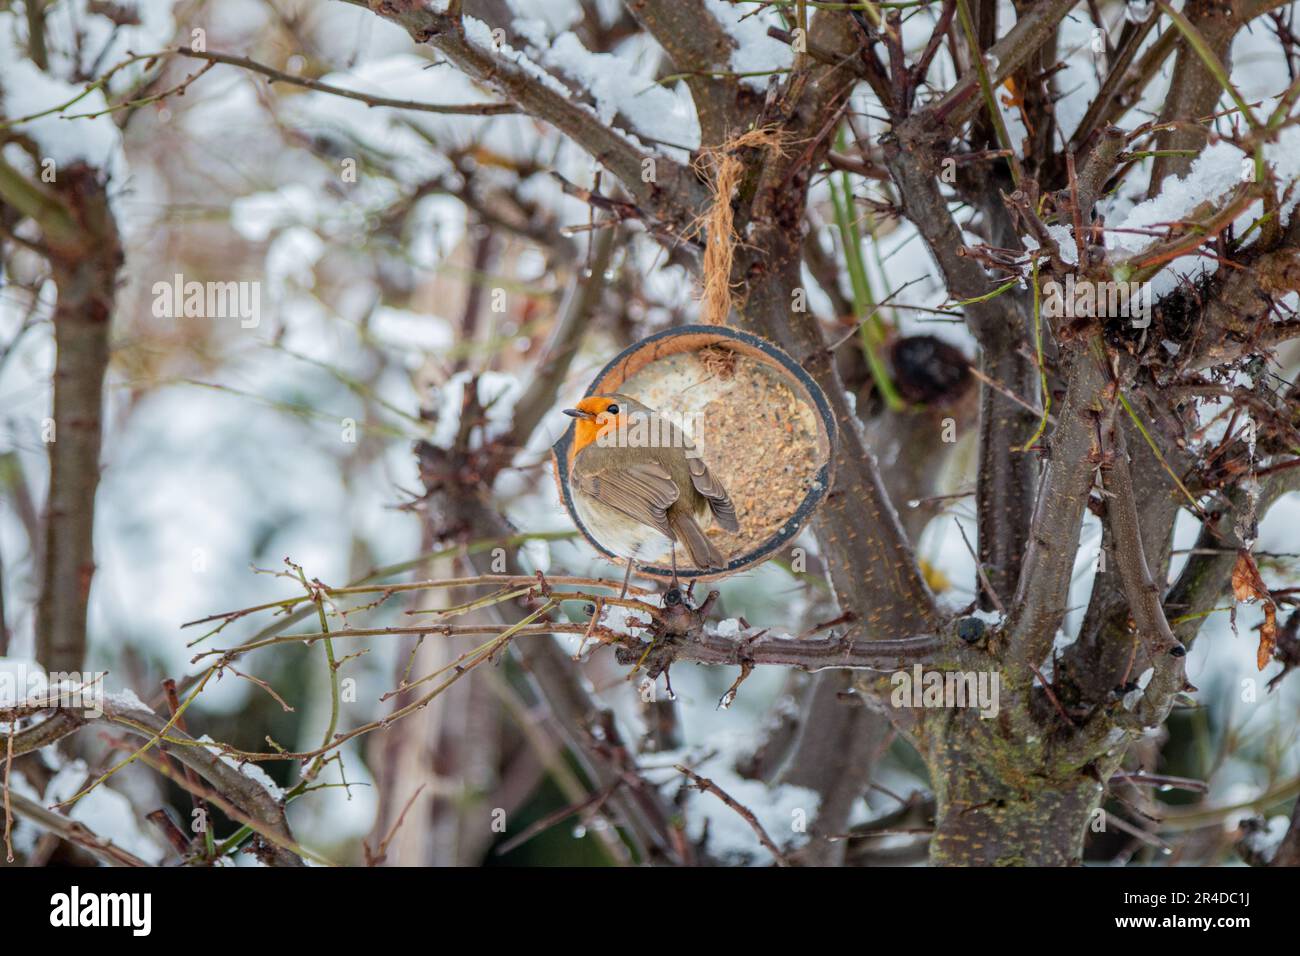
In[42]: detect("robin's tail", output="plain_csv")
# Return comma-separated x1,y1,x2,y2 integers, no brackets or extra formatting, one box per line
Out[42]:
669,511,726,570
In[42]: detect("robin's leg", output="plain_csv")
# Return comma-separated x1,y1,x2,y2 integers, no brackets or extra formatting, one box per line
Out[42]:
619,557,634,600
670,544,679,590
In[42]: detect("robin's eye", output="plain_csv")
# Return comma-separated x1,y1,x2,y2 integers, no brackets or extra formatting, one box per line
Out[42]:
606,404,619,414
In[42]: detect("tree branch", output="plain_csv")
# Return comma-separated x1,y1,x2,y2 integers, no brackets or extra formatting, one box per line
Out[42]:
5,698,303,866
1068,406,1189,701
612,626,945,672
350,0,709,234
1100,422,1187,727
173,47,517,114
502,228,615,451
882,123,1036,607
734,9,943,638
1164,468,1300,647
929,0,1081,130
1147,0,1247,195
1007,345,1114,668
4,789,149,867
33,164,122,673
622,0,744,146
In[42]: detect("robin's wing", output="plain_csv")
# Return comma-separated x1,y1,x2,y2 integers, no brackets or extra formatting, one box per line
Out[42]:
575,457,679,539
626,407,740,535
686,455,739,533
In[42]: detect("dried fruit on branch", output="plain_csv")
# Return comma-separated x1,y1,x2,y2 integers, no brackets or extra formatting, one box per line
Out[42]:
1232,549,1278,671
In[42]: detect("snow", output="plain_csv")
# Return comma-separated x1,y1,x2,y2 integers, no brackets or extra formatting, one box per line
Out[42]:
533,32,700,149
1097,124,1300,293
462,16,582,102
492,11,700,151
369,306,456,365
196,735,285,801
714,617,743,638
690,771,817,859
0,50,120,168
0,0,178,171
508,0,583,35
105,688,155,714
231,185,323,243
45,761,166,864
651,745,821,863
1023,225,1080,266
705,0,793,88
1238,814,1290,860
1106,140,1252,256
266,226,326,298
601,602,653,635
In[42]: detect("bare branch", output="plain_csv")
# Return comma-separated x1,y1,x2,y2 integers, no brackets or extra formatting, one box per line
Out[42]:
5,699,304,866
350,0,709,233
34,165,122,672
1100,422,1187,728
1007,346,1115,668
502,228,616,449
613,625,946,672
4,789,150,867
622,0,743,145
173,47,517,114
676,764,789,866
930,0,1081,130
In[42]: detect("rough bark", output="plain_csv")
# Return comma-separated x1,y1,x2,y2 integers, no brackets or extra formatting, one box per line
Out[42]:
35,164,122,673
922,709,1104,866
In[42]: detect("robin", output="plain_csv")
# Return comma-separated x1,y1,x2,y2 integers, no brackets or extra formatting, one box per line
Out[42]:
563,394,739,587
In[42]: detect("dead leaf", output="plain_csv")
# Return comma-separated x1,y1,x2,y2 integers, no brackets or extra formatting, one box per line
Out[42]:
1259,603,1278,671
1232,549,1267,603
1232,549,1278,671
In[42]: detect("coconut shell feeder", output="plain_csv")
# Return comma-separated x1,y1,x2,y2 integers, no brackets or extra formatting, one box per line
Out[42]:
551,324,837,582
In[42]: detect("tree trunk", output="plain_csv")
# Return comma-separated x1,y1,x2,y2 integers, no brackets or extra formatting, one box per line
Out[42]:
920,711,1107,866
36,163,122,673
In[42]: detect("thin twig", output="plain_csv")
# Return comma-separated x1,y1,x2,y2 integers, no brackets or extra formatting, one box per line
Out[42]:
676,765,789,866
172,48,516,115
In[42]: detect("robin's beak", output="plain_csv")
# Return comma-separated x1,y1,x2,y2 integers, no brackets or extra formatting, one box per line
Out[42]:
563,408,596,421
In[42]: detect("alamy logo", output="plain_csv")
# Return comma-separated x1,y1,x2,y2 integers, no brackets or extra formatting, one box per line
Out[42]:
1042,275,1151,329
890,665,1001,719
152,273,261,328
0,665,105,718
49,887,151,936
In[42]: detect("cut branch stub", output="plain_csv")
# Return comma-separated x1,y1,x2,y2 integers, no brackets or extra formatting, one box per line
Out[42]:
552,324,837,581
